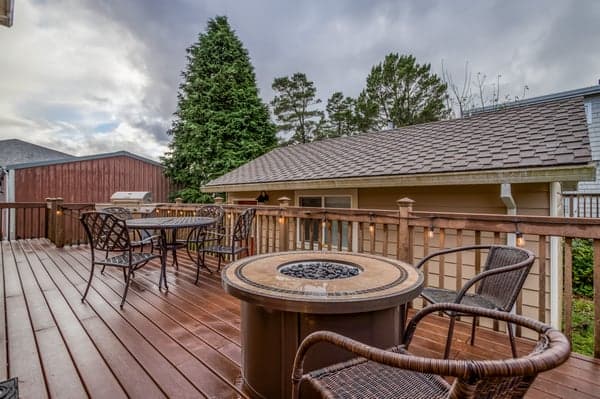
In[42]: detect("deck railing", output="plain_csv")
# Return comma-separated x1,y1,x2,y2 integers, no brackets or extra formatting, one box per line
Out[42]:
155,198,600,357
5,197,600,357
0,202,47,240
563,193,600,217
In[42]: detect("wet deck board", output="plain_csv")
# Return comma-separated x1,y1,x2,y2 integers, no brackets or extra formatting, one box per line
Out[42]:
0,239,598,398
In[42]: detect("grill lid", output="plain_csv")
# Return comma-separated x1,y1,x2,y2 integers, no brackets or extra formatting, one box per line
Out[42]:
110,191,152,203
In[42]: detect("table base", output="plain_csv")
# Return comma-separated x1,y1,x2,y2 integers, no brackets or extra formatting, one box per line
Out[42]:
241,302,403,399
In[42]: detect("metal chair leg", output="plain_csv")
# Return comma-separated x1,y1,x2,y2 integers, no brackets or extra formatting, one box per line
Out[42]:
470,316,478,345
507,321,518,358
120,268,133,308
101,265,106,274
81,264,95,302
444,316,456,359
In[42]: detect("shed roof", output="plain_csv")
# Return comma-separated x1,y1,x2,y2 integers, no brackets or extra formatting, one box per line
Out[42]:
5,150,163,170
204,95,594,191
0,139,74,168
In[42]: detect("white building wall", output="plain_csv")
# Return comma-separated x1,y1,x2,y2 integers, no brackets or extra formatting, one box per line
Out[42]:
577,94,600,193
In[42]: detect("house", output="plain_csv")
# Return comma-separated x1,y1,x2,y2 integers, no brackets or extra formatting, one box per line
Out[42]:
203,86,600,219
0,0,13,27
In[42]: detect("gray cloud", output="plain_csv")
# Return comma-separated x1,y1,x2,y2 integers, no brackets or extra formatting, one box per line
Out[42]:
1,0,599,160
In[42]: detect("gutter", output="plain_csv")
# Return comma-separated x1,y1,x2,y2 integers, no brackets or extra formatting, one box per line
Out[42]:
202,164,596,193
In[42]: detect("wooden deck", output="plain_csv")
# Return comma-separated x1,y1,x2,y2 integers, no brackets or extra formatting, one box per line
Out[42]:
1,239,599,398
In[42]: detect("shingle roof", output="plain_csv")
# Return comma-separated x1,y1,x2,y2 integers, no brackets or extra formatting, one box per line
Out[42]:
205,96,592,187
0,139,73,168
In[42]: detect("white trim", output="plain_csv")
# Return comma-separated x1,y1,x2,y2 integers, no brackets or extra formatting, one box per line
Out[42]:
550,182,562,328
7,169,15,239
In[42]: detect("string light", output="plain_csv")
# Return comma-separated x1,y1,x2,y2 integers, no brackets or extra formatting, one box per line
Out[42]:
428,218,435,239
516,231,525,247
515,222,525,246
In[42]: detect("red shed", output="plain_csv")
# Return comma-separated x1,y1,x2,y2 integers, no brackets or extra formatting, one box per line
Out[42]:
5,151,171,203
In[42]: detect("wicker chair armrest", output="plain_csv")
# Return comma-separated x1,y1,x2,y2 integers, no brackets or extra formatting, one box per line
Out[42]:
453,257,534,305
292,330,469,397
415,245,494,269
293,304,570,399
403,303,551,348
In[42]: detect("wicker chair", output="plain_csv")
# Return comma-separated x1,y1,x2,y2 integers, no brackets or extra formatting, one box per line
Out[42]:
415,245,535,358
201,207,256,272
292,303,570,399
80,211,162,308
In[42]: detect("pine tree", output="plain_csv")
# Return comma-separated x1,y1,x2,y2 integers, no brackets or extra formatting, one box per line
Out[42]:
162,16,276,202
321,91,357,138
271,73,324,144
355,53,448,131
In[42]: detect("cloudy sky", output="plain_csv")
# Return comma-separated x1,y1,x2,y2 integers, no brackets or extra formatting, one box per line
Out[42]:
1,0,599,161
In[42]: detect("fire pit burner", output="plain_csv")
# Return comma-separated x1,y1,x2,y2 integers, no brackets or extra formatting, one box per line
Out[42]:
279,261,361,280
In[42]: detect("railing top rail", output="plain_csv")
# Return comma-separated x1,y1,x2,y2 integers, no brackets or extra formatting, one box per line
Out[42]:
0,202,47,209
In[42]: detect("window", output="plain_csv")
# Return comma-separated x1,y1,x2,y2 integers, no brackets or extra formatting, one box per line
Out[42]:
298,195,352,249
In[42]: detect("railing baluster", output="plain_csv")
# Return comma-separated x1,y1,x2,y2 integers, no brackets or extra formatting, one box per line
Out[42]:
369,223,376,254
358,222,364,253
564,237,573,343
439,228,445,289
538,235,547,323
456,229,463,292
382,223,389,257
594,239,600,358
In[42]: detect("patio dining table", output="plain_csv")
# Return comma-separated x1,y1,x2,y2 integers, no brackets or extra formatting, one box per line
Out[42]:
126,216,215,290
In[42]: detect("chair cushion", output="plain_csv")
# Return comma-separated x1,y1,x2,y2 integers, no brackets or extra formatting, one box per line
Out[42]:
422,287,498,310
307,346,450,399
97,252,159,267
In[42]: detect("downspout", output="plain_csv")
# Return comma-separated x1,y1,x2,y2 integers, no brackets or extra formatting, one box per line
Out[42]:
500,183,517,246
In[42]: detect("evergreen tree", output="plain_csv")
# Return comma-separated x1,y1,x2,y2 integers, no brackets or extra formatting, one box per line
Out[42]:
271,73,324,144
162,16,276,202
321,91,357,138
355,53,448,131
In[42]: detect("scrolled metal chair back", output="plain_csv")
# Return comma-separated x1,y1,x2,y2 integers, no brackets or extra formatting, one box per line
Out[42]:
80,211,131,252
102,206,133,220
198,205,225,226
477,246,535,311
232,208,256,243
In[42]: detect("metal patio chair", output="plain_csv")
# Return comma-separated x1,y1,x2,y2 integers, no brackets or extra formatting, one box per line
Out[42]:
80,211,162,308
183,205,225,279
102,206,159,252
201,207,256,273
416,245,535,358
292,303,570,399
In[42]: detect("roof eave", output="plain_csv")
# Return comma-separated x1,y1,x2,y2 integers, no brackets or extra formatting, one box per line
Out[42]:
202,164,596,193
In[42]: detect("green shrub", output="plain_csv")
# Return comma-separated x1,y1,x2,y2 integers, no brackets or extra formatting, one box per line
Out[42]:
572,239,593,298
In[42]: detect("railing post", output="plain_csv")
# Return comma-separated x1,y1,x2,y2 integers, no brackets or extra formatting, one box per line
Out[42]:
54,198,65,248
278,197,290,252
46,198,56,242
397,198,415,263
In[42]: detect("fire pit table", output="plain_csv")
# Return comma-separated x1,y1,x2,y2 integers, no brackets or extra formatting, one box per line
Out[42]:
222,251,424,399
